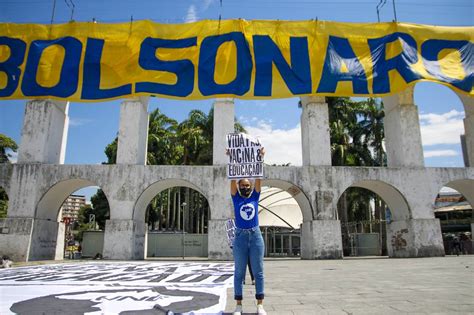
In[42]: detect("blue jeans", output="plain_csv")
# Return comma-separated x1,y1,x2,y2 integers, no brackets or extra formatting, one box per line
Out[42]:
233,226,265,300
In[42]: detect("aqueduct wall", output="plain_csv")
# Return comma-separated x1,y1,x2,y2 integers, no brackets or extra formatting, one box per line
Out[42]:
0,86,473,261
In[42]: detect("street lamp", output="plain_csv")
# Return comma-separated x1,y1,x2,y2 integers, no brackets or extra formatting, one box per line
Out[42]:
181,202,187,259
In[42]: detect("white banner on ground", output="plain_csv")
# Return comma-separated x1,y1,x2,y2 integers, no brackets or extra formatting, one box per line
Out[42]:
0,262,233,314
226,133,264,179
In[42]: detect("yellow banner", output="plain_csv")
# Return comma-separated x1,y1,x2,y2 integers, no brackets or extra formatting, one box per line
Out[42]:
0,20,472,101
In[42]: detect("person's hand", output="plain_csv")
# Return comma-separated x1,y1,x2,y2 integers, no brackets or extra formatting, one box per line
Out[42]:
260,147,265,156
225,148,230,156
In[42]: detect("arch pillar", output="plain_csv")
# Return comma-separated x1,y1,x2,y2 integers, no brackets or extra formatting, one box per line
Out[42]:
1,97,70,261
210,98,237,260
207,167,234,260
456,92,474,167
102,168,146,260
301,189,343,259
213,98,235,165
300,96,332,166
382,86,425,167
301,219,343,259
0,164,43,262
386,219,444,258
29,219,66,261
103,219,147,260
18,99,69,164
380,174,444,258
117,97,149,165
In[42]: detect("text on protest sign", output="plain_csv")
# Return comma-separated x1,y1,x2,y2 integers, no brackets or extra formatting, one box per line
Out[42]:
227,133,264,179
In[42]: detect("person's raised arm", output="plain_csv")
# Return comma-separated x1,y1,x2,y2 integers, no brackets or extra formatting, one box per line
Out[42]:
231,179,238,196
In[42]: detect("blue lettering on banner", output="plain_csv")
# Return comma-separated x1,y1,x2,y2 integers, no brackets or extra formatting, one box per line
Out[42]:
137,37,197,97
0,37,26,97
253,35,311,96
22,37,82,97
317,35,369,94
81,38,132,100
0,27,471,100
368,32,421,94
421,39,473,92
198,32,252,96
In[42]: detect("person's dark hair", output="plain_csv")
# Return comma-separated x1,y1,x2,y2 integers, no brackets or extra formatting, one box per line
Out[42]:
238,179,252,186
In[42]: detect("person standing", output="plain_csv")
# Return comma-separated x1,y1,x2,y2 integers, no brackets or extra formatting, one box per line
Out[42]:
229,147,266,315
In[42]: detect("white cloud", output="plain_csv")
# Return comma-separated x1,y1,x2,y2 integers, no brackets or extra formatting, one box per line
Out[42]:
6,150,18,163
185,5,198,23
423,149,459,158
419,110,464,146
69,118,92,127
245,121,302,166
202,0,216,10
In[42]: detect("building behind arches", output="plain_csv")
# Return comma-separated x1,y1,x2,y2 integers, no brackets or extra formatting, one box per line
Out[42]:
0,85,473,262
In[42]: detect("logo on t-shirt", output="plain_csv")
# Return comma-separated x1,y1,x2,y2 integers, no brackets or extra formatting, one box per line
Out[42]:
239,203,255,221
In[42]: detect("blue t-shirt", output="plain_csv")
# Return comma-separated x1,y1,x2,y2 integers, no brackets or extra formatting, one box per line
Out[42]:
232,189,260,229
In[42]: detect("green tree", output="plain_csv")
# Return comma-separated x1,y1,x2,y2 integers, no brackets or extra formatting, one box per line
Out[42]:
90,189,110,229
0,134,18,164
328,97,369,166
327,97,387,255
0,134,16,218
0,187,8,219
178,110,207,165
355,98,386,167
147,109,180,165
77,190,110,230
104,138,118,164
99,106,245,231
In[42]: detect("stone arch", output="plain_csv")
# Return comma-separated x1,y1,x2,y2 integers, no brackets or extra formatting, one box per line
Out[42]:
438,179,474,209
262,179,312,223
133,178,211,258
454,90,473,118
335,179,411,257
434,179,473,255
338,179,411,222
261,179,313,259
36,178,109,220
134,178,210,222
30,178,110,261
450,90,472,168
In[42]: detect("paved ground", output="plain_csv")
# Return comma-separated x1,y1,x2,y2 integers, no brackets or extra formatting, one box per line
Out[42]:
224,256,474,315
3,255,473,314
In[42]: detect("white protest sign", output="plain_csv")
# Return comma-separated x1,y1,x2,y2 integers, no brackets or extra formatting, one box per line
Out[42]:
226,133,264,179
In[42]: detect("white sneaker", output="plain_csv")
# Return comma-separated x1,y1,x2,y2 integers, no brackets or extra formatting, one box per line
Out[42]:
257,304,267,315
233,304,243,315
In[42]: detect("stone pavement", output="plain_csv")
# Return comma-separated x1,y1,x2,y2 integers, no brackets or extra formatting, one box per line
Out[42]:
224,256,474,315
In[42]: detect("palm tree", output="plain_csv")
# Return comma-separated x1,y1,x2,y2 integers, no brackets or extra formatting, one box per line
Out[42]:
147,109,180,165
327,97,387,254
178,110,207,165
328,97,361,166
355,98,386,167
98,106,245,232
355,98,387,250
0,134,18,164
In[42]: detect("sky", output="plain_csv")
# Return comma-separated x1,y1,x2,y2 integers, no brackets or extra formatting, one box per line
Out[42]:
0,0,472,200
